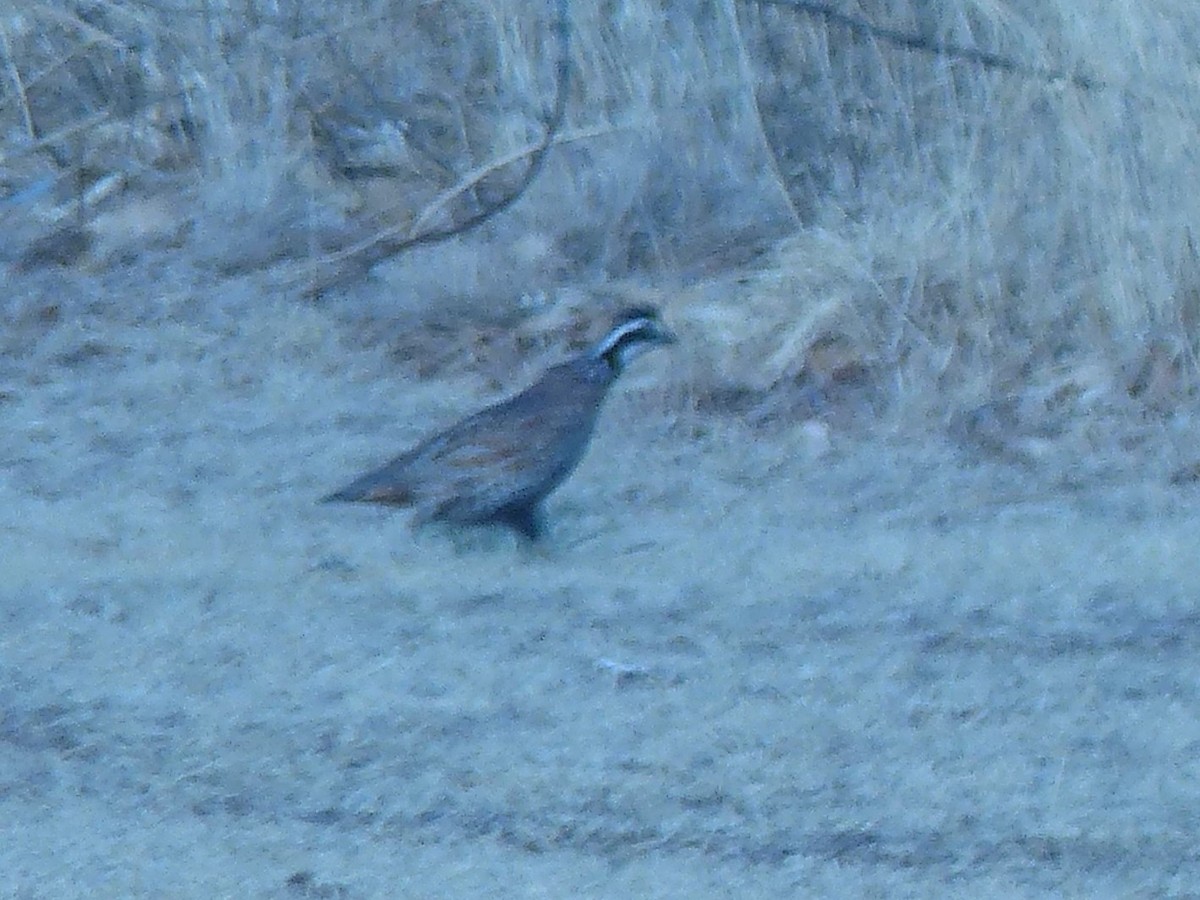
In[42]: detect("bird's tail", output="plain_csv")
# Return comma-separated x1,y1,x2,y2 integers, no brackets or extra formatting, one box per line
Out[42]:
320,470,413,506
320,486,361,503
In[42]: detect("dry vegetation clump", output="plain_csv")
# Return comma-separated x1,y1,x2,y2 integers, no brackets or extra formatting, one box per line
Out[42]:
3,0,1200,443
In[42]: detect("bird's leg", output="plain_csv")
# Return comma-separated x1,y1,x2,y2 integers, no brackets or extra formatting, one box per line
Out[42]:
497,504,544,542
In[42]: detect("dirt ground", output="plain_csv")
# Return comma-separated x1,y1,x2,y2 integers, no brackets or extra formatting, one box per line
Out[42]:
3,265,1200,899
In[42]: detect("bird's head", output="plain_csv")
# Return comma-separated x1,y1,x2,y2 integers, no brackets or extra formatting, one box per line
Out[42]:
590,306,676,375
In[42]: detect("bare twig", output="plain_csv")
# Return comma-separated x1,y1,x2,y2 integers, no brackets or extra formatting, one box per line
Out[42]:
298,0,573,299
0,109,111,167
0,26,35,141
311,123,628,270
746,0,1103,92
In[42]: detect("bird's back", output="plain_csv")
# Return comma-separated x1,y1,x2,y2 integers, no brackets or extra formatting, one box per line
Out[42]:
323,355,615,526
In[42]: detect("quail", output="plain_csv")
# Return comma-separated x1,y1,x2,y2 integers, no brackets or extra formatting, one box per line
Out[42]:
322,306,676,540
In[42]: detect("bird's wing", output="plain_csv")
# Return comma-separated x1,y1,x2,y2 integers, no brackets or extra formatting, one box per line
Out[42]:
326,361,609,520
410,386,603,521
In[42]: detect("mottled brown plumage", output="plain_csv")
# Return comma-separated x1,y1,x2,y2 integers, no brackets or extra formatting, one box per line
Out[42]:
323,307,675,539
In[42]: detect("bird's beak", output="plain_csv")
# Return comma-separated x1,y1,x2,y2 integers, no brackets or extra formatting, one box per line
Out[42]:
654,324,678,345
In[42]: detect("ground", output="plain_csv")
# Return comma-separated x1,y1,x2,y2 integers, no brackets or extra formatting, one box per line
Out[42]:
2,265,1199,898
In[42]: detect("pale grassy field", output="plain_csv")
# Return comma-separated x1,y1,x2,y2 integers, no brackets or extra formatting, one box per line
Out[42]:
3,270,1200,898
5,1,1200,897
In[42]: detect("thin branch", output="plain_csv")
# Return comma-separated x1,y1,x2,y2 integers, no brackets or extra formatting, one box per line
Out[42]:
298,0,573,299
315,123,630,270
746,0,1104,92
0,25,35,141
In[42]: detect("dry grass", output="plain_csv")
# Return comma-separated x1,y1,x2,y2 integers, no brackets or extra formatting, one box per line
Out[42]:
8,8,1200,895
3,276,1200,897
2,0,1199,435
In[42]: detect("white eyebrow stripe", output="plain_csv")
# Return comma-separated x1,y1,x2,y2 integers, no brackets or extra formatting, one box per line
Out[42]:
592,318,653,357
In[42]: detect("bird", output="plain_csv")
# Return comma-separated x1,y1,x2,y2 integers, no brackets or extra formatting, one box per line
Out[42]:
322,305,676,540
